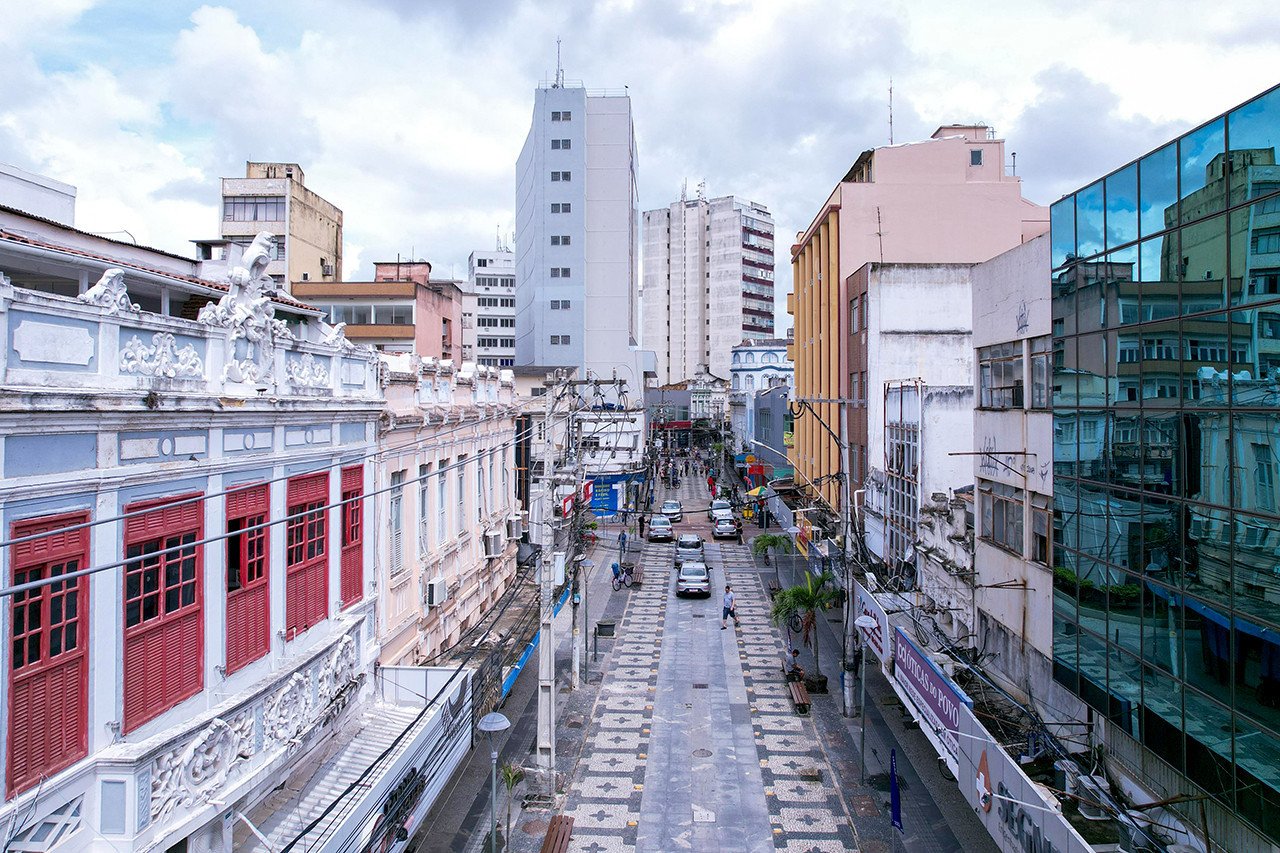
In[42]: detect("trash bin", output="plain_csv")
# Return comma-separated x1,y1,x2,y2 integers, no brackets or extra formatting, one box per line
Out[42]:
596,619,617,638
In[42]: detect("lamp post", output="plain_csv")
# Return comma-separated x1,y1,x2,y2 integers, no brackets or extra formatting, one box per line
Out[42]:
854,614,877,784
477,711,511,853
579,558,594,681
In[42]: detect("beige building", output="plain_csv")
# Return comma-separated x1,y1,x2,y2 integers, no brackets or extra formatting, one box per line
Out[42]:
196,161,342,293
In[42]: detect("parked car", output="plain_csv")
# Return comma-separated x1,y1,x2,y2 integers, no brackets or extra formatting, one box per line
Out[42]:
675,561,711,597
674,533,704,566
712,517,738,540
710,507,735,526
648,514,674,542
707,499,732,521
661,499,684,522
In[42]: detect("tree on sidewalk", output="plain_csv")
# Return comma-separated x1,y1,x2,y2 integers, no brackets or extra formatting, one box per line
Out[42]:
770,569,840,690
500,762,525,849
750,533,794,590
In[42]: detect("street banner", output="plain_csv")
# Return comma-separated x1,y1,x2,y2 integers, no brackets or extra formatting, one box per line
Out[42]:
890,748,903,832
892,627,973,765
853,581,890,666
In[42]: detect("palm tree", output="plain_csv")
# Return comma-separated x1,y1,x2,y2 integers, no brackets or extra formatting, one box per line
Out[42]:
770,570,840,688
750,533,794,588
500,762,525,849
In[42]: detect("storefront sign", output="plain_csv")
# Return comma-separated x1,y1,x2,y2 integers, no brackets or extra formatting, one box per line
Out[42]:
956,704,1093,853
892,627,972,762
852,581,889,664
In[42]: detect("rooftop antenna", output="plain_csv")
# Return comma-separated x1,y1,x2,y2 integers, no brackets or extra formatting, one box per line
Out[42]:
555,37,564,88
681,179,687,203
696,180,706,201
888,77,894,145
496,224,501,251
875,206,885,264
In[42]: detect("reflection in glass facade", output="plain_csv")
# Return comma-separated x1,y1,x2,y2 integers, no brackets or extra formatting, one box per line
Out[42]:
1052,84,1280,844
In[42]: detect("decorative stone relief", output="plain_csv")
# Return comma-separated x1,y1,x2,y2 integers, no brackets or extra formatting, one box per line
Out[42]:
318,318,353,350
78,268,138,315
198,232,293,386
263,672,311,745
318,635,357,706
12,320,95,366
148,712,258,828
286,352,331,387
119,332,204,379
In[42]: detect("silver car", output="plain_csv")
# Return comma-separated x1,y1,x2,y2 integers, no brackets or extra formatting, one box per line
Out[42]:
712,517,738,540
674,533,703,567
648,515,674,542
675,561,710,597
661,499,684,522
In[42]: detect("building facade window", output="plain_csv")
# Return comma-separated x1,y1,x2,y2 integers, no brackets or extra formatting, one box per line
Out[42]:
979,481,1023,555
456,456,467,534
340,466,364,606
551,139,571,149
223,195,285,222
437,461,449,542
551,203,571,213
123,494,204,732
285,473,328,634
550,235,571,246
1030,336,1051,409
225,483,269,675
978,342,1024,408
388,470,404,576
550,267,570,278
7,512,89,795
550,171,572,182
418,464,431,556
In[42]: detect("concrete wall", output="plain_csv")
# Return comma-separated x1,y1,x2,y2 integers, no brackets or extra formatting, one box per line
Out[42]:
0,163,75,225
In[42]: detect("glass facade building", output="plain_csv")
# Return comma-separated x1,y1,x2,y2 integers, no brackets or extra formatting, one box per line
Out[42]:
1052,84,1280,844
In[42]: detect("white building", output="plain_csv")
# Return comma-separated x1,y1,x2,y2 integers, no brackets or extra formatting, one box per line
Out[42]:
859,264,975,576
728,339,793,459
643,194,776,383
375,356,520,667
461,250,516,367
0,197,473,851
513,77,653,392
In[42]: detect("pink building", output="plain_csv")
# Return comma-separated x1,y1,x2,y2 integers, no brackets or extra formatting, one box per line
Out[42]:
789,124,1048,520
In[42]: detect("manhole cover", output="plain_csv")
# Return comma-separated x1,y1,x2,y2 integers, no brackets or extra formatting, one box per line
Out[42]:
693,748,713,757
521,819,548,835
692,614,705,618
692,805,716,823
692,683,708,689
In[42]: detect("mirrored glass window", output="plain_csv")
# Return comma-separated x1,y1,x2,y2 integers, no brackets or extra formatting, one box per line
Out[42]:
1077,181,1105,259
1140,143,1178,238
1107,163,1140,249
1181,118,1227,224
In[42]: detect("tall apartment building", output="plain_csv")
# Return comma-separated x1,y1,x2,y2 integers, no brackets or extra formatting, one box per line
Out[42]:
1051,84,1280,850
461,249,516,367
195,161,342,294
789,125,1048,520
642,194,775,383
514,78,652,391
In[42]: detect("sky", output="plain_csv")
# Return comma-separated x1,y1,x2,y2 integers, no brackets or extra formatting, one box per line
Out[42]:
2,0,1278,329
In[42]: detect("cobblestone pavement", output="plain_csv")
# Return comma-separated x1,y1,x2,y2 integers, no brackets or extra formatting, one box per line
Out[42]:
559,475,859,853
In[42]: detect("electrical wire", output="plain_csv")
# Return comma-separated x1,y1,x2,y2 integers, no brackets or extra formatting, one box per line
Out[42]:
0,401,590,600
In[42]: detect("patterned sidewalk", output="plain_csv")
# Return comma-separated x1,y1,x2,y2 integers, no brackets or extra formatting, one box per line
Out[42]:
558,527,859,853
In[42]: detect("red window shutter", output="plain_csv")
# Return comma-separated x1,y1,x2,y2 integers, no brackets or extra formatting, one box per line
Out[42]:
225,484,270,674
122,495,205,733
339,466,363,608
286,473,329,633
7,512,90,797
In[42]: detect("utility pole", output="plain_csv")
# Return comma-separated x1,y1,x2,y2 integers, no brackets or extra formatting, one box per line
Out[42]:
535,370,563,791
839,411,856,718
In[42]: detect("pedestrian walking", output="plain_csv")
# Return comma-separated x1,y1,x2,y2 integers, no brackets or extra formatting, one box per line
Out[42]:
638,515,646,538
721,584,739,630
619,529,628,555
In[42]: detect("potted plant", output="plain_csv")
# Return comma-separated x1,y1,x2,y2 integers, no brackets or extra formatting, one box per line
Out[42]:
770,569,841,693
500,762,525,850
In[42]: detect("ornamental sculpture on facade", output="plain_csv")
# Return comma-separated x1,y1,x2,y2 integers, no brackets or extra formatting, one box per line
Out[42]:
120,331,205,379
197,232,293,385
150,711,256,826
79,268,139,315
285,352,331,387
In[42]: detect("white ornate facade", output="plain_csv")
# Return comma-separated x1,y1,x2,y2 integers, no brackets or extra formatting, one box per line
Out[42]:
0,209,458,852
375,355,520,666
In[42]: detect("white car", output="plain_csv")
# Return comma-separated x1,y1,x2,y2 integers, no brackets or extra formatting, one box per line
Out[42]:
661,499,683,522
712,517,738,540
674,533,704,566
707,499,732,521
675,562,711,597
648,515,674,542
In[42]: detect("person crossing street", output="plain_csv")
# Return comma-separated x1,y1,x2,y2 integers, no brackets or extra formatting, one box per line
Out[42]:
721,584,739,630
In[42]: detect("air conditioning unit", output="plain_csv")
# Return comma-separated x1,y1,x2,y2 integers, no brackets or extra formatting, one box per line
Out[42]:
506,515,524,540
425,576,448,608
482,532,504,559
1076,775,1111,821
321,262,335,276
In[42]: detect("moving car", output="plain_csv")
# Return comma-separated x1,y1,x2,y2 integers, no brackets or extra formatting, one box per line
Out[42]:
675,561,711,597
648,514,674,542
674,533,704,566
661,499,684,522
706,499,732,521
711,517,738,540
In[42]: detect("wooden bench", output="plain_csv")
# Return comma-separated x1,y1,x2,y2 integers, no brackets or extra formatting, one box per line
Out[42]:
540,815,574,853
630,565,644,587
789,681,811,715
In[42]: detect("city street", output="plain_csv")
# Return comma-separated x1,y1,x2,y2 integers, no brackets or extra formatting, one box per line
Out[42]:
421,475,995,853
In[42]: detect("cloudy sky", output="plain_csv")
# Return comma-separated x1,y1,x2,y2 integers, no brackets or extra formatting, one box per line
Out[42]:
2,0,1277,324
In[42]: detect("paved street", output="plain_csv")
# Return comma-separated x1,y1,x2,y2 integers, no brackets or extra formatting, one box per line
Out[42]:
420,474,995,853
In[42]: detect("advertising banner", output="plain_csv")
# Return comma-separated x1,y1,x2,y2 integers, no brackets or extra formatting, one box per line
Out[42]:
956,704,1094,853
852,581,890,667
892,627,972,763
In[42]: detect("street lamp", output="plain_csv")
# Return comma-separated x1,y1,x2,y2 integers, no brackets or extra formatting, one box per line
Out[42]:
578,558,594,681
477,711,511,853
854,614,877,784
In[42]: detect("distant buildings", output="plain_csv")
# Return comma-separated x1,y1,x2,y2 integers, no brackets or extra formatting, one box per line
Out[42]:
514,77,653,391
642,193,775,383
461,249,516,367
195,161,343,293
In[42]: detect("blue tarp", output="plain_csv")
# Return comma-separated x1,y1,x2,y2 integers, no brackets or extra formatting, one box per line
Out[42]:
501,585,572,699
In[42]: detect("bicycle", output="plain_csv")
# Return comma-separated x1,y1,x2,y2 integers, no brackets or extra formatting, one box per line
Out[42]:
611,565,633,591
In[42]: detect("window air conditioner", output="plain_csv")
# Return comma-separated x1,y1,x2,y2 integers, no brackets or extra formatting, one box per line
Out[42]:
506,515,524,540
426,576,448,608
321,262,335,276
482,531,504,559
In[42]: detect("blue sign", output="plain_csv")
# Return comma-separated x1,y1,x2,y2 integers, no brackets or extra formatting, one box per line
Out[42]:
890,748,903,832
